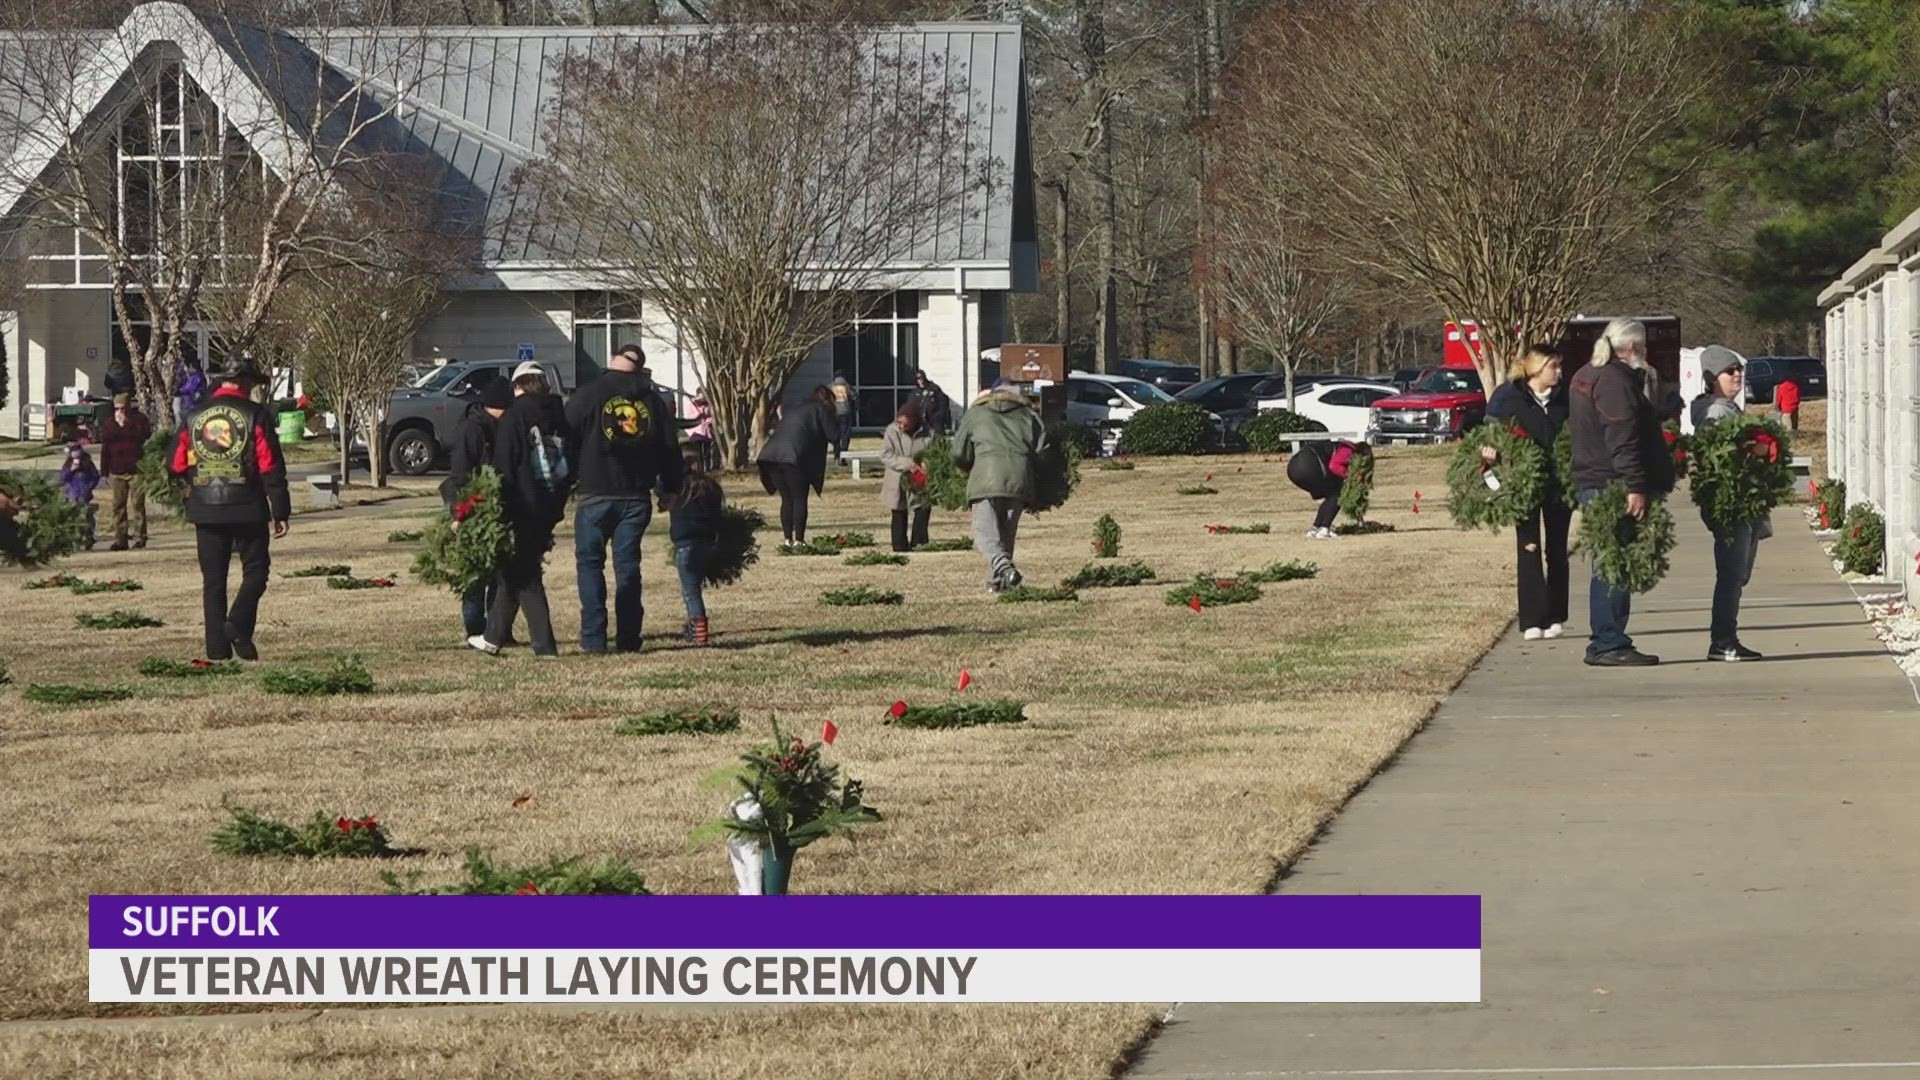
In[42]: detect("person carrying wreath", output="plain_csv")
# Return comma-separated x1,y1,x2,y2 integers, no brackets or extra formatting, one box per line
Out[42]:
1485,343,1571,640
1286,438,1367,540
472,365,573,658
1689,348,1766,662
1569,318,1674,668
880,400,933,552
953,386,1045,592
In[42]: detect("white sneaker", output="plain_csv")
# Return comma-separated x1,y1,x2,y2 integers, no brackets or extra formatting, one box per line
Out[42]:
1543,623,1565,639
1523,627,1544,641
467,635,500,656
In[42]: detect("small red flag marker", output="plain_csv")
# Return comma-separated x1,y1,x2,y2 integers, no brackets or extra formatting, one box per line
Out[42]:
821,720,839,745
888,700,908,719
1189,594,1203,613
957,669,972,692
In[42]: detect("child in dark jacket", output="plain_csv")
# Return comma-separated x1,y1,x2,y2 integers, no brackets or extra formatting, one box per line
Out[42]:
668,449,725,646
60,443,101,549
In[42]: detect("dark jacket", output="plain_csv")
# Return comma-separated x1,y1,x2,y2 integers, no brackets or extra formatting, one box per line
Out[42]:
912,381,952,431
563,369,683,501
670,474,726,544
1286,439,1358,498
169,386,291,526
757,401,835,495
99,406,152,475
1569,362,1673,496
492,392,573,529
440,402,498,506
1487,381,1568,502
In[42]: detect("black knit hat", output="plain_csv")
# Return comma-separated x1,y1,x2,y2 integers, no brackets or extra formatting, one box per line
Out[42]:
479,380,514,411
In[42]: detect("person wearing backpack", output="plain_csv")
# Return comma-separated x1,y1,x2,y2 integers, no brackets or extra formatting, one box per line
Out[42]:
471,365,573,658
563,344,684,655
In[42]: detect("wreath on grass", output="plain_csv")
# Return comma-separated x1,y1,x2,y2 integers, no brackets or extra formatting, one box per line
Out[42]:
413,467,513,595
1688,417,1793,533
0,470,86,568
1577,483,1677,594
1446,424,1545,532
1338,447,1375,523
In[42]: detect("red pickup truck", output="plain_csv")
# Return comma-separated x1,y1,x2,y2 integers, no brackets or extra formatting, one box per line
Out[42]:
1367,365,1485,444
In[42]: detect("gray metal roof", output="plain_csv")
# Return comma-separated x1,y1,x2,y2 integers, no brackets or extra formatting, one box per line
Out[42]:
300,24,1030,266
0,8,1032,274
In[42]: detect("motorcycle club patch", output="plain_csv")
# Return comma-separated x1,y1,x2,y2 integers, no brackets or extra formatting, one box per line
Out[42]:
602,396,653,444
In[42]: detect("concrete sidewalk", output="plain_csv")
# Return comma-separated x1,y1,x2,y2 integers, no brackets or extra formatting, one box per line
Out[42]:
1132,507,1920,1079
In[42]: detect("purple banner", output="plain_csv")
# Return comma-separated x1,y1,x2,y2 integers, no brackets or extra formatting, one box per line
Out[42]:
92,895,1479,950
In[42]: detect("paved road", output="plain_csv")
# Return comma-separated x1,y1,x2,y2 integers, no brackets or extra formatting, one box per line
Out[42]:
1132,506,1920,1079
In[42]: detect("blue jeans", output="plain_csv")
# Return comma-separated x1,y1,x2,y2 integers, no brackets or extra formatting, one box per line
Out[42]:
575,497,652,652
674,540,709,621
1710,521,1758,648
460,580,494,638
1577,488,1634,658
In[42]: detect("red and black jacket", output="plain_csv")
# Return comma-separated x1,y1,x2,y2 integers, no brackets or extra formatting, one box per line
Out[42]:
169,386,291,526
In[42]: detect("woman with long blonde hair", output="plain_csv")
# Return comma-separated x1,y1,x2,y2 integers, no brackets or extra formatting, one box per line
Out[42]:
1486,343,1571,639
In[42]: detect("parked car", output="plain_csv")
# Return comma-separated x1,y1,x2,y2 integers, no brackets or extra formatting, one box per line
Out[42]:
1067,371,1222,450
1366,366,1486,444
383,358,569,475
1258,380,1399,434
1744,356,1826,404
1113,359,1203,394
1391,366,1435,392
1176,374,1273,437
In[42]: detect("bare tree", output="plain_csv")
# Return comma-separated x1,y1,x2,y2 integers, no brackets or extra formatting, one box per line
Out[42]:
519,24,988,469
250,189,463,485
1210,211,1339,411
1223,0,1724,394
0,1,444,426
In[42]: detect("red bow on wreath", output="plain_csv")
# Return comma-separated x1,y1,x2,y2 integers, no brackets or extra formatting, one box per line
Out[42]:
1662,429,1678,445
453,495,481,522
910,467,927,488
1508,426,1528,439
1747,432,1779,464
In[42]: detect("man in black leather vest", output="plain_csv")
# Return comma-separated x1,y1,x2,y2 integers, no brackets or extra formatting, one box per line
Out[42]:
168,359,291,661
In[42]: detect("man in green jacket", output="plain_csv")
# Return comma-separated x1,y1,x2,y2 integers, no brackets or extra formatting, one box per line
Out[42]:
952,387,1046,592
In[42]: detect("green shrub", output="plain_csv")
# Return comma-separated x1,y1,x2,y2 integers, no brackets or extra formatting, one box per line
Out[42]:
1092,513,1121,557
261,656,375,696
1055,421,1100,458
383,848,650,895
615,706,741,736
887,699,1026,729
1115,402,1214,456
1241,409,1328,452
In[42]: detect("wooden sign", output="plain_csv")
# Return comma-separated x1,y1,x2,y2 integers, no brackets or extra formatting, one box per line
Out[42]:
999,344,1066,385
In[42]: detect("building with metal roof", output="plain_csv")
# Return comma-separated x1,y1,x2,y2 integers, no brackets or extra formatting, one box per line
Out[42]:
0,1,1034,442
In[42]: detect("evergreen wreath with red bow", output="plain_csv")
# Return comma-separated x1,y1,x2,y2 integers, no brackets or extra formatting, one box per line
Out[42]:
1445,423,1546,532
1688,417,1794,532
412,466,514,594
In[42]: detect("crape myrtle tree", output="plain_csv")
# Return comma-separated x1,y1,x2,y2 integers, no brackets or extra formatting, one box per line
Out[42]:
519,23,989,468
0,0,445,426
1220,0,1728,395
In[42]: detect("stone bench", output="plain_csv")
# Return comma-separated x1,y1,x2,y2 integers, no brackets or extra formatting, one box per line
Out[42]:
839,450,883,480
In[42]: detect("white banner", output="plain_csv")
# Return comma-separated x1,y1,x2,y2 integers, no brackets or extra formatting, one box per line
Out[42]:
92,948,1479,1004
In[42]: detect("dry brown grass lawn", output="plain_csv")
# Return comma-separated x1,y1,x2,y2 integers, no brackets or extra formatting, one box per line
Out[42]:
0,447,1512,1074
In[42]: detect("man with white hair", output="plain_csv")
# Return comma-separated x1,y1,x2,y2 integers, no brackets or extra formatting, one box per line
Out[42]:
1568,317,1675,667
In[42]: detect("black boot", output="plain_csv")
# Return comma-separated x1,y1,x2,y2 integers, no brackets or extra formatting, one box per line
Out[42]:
911,506,931,548
891,509,910,552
